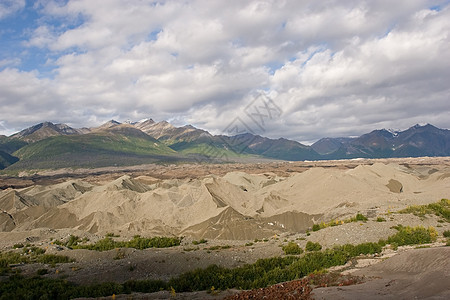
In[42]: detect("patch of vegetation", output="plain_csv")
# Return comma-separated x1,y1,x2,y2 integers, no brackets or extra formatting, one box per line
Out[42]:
72,236,182,251
168,242,382,292
205,245,231,251
443,230,450,238
398,199,450,222
192,239,207,245
282,242,303,255
182,247,199,252
305,241,322,252
0,246,73,273
312,224,321,231
311,213,369,232
376,217,386,222
53,235,83,249
349,213,368,222
105,233,120,238
415,245,430,249
387,225,438,246
245,242,254,247
37,255,72,266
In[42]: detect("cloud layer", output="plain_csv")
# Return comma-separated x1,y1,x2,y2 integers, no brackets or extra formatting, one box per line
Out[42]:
1,0,449,142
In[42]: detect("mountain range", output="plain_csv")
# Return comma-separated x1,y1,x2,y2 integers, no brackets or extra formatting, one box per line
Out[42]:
0,120,449,170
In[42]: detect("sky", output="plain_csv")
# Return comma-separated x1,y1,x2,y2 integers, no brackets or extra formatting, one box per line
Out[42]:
1,0,450,143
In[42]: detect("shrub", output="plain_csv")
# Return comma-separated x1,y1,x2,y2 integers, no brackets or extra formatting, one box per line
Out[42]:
312,224,321,231
443,230,450,238
73,236,182,251
37,254,73,265
305,241,322,252
66,235,82,248
399,199,450,222
282,242,303,255
23,246,46,255
13,243,24,249
387,225,438,246
192,239,207,245
353,213,368,222
376,217,386,222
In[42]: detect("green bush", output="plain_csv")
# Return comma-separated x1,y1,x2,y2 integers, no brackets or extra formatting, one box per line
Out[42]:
37,254,73,265
73,236,182,251
399,199,450,222
376,217,386,222
192,239,207,245
387,225,438,246
305,241,322,252
353,213,368,222
13,243,24,249
443,230,450,238
312,224,321,231
23,246,45,255
282,242,303,255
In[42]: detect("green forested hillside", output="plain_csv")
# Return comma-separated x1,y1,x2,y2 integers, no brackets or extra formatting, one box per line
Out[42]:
10,131,178,170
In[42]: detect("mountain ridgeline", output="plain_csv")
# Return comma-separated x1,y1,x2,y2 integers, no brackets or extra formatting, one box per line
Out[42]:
0,121,449,170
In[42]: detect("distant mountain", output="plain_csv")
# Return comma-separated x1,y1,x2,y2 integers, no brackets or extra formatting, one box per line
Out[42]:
313,124,450,159
221,134,320,161
90,119,121,131
311,137,354,155
11,122,83,142
9,123,179,170
1,121,449,171
136,119,212,142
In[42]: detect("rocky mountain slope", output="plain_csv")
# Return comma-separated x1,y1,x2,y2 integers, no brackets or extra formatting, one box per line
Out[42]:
312,124,450,158
0,121,449,170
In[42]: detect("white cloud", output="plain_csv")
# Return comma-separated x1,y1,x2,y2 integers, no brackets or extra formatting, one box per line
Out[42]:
0,0,25,19
0,0,449,142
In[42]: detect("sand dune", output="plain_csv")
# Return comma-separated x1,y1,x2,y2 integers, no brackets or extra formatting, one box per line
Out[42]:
0,162,449,239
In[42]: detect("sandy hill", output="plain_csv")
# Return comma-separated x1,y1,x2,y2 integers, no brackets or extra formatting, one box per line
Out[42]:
0,163,449,239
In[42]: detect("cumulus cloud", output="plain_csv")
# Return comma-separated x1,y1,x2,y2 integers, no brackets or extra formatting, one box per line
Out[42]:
0,0,25,19
0,0,449,142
